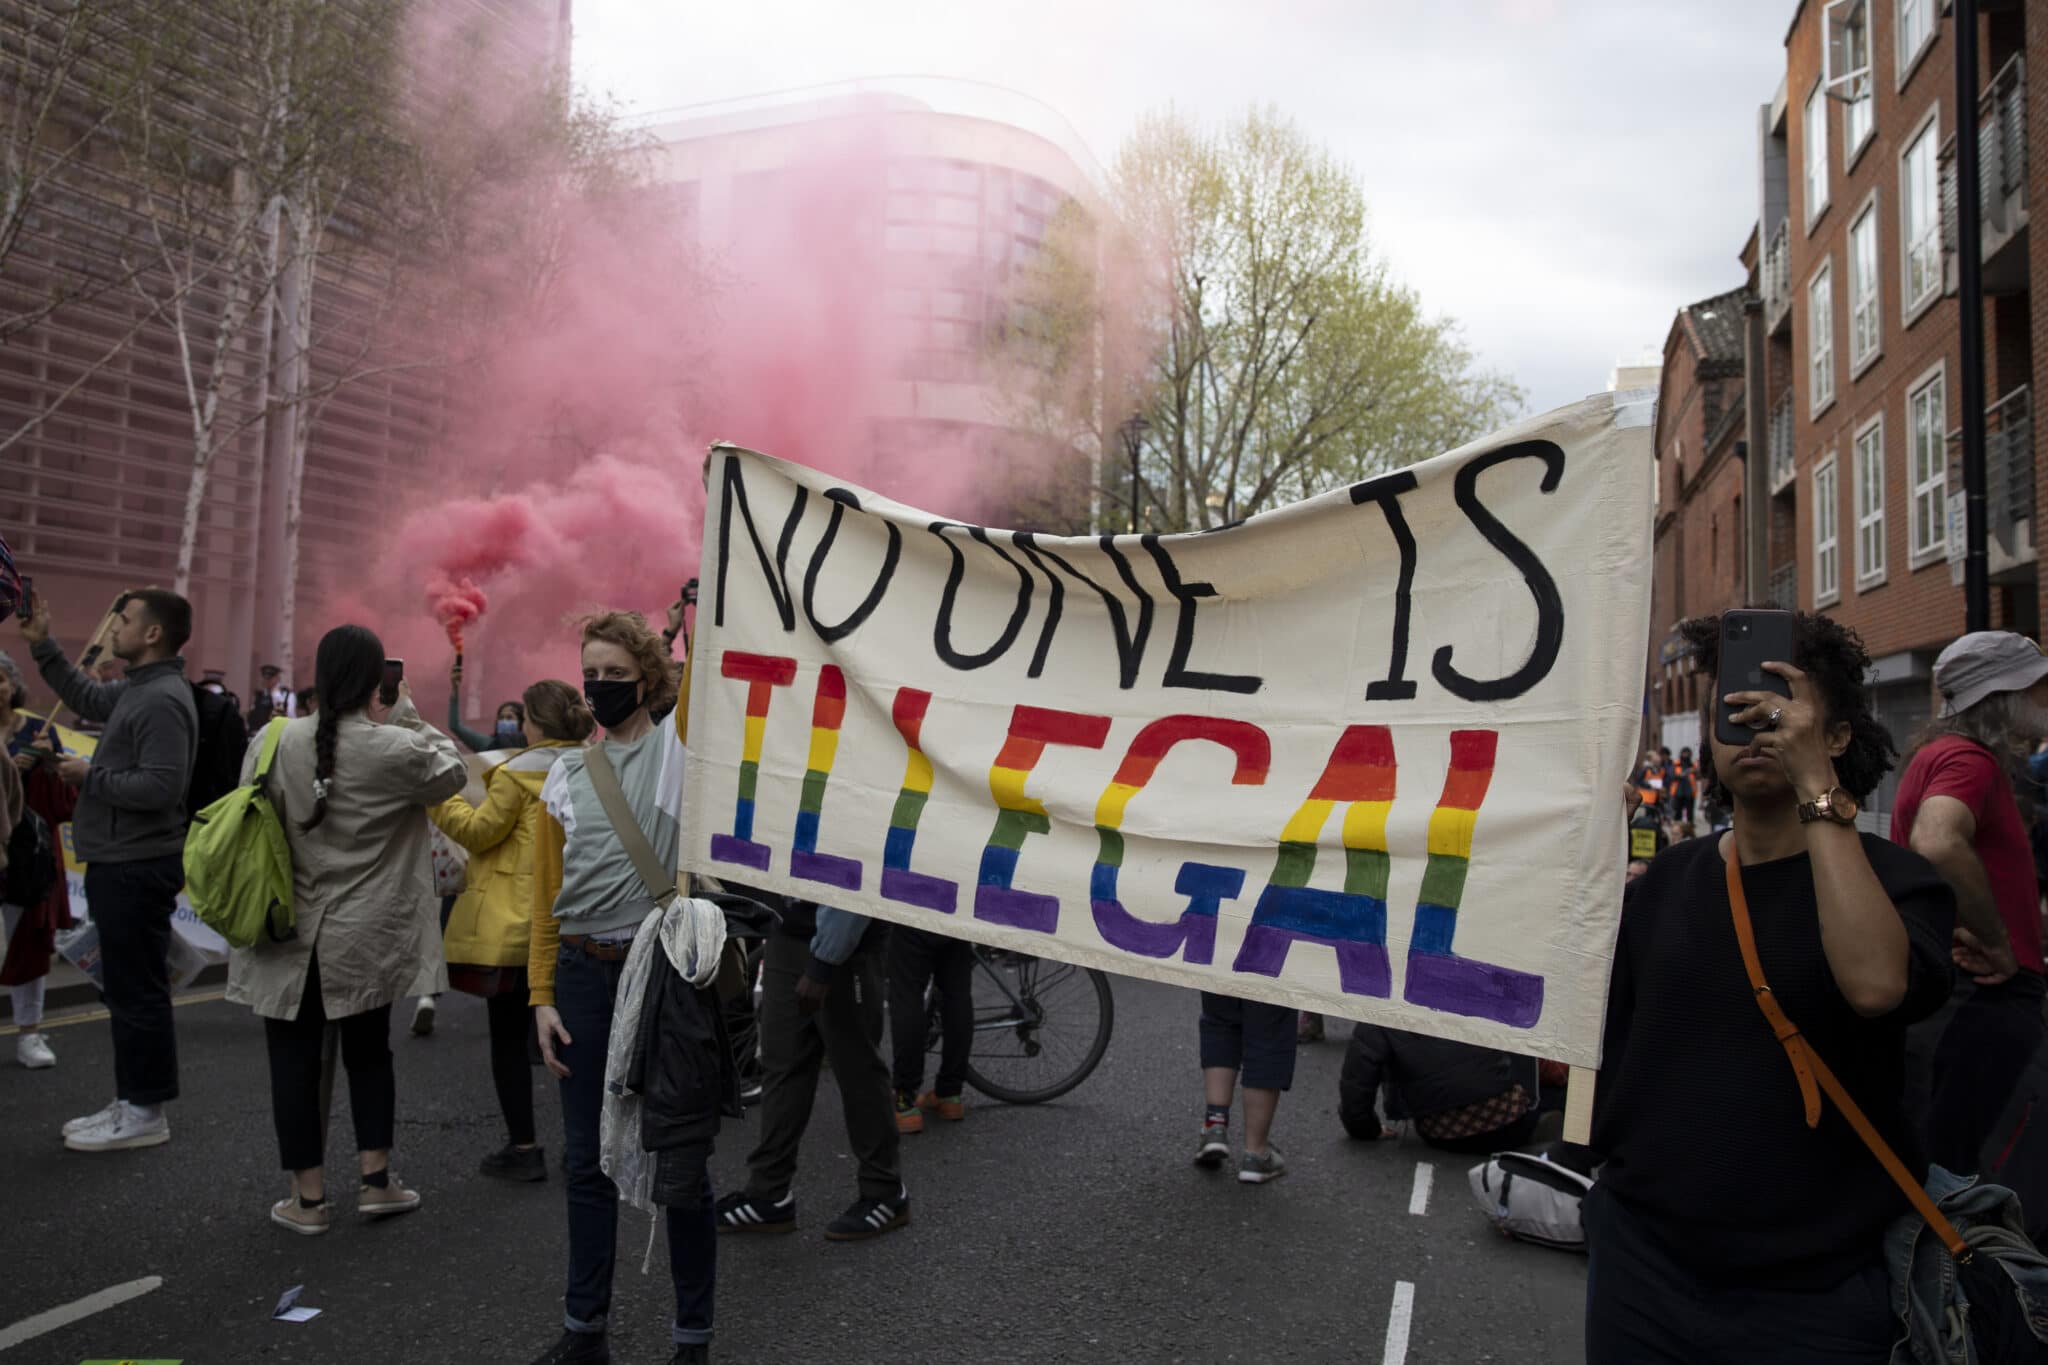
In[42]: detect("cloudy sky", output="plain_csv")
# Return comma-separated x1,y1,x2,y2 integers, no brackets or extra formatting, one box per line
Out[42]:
573,0,1791,417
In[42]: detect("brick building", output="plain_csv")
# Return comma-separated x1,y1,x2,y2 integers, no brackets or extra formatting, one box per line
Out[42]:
1647,0,2040,830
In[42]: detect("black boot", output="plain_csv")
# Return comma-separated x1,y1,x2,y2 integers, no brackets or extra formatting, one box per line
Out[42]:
480,1142,547,1183
527,1329,609,1365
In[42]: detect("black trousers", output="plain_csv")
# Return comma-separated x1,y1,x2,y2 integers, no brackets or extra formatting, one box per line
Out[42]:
887,925,974,1099
85,855,184,1105
745,935,899,1201
263,956,396,1171
1583,1184,1894,1364
1930,970,2048,1173
487,990,536,1147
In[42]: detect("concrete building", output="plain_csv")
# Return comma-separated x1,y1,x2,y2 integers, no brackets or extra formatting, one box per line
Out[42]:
0,0,571,694
637,78,1105,523
1647,0,2041,830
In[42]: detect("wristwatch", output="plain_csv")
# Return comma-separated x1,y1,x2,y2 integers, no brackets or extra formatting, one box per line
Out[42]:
1797,786,1860,826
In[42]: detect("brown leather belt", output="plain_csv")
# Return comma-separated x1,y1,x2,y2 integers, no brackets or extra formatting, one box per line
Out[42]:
560,934,632,962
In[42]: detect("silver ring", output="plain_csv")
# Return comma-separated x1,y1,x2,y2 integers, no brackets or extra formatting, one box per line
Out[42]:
1768,707,1784,729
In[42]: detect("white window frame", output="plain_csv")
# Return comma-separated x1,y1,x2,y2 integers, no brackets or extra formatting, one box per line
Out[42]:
1842,4,1876,165
1809,259,1837,417
1907,361,1949,566
1805,80,1832,230
1813,454,1841,607
1853,413,1887,588
1900,108,1943,322
1896,0,1936,86
1848,196,1883,374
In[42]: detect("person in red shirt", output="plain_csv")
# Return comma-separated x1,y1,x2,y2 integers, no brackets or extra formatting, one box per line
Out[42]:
1891,629,2048,1174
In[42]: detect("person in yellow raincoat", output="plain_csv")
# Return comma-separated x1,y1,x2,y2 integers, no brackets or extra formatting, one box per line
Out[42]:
430,679,594,1183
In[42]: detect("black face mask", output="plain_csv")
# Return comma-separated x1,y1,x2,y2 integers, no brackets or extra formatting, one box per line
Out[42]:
583,678,643,729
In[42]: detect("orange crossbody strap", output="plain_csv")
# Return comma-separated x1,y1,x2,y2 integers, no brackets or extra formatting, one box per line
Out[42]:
1722,849,1971,1261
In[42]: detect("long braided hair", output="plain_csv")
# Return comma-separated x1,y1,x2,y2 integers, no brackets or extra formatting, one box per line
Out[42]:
301,624,385,833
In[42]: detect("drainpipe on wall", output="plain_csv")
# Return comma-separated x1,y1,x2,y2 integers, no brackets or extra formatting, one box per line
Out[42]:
1742,294,1769,605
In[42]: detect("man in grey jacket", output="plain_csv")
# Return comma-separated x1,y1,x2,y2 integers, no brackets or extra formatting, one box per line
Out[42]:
20,588,198,1153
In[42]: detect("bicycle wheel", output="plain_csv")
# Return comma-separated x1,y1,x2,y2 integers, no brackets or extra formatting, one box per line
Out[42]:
963,951,1115,1104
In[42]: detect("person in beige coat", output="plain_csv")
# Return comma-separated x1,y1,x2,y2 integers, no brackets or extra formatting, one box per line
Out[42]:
227,624,466,1236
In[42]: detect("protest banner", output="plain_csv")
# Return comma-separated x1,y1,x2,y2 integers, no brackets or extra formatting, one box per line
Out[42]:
679,391,1652,1067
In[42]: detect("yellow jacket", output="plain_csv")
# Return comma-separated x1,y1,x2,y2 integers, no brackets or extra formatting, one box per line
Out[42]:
431,741,575,969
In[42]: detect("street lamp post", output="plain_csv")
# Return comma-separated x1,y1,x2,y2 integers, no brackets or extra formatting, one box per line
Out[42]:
1119,413,1149,532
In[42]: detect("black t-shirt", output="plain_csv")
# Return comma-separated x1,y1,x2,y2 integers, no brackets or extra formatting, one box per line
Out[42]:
1591,832,1955,1289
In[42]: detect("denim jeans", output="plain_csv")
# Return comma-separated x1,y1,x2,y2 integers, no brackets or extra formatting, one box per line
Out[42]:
85,854,184,1105
554,940,716,1344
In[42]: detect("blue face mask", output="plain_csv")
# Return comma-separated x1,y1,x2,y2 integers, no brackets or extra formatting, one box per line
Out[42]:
495,719,521,741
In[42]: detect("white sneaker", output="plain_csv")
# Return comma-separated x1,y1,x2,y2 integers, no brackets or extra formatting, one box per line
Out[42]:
65,1101,169,1152
15,1031,55,1069
61,1098,120,1137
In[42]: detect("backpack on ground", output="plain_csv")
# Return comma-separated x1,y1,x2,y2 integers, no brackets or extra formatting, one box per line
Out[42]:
186,683,250,821
2,806,58,910
1467,1142,1599,1252
182,718,292,949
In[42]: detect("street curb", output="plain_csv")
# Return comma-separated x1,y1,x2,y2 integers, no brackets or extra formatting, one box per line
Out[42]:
2,963,228,1022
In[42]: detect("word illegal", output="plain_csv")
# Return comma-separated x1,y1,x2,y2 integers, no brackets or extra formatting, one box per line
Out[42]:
705,651,1542,1031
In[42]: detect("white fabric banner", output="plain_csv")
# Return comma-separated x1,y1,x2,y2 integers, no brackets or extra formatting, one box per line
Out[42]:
680,393,1652,1066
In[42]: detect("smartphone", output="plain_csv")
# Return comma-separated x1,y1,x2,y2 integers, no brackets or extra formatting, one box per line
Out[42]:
1713,609,1797,747
380,658,404,707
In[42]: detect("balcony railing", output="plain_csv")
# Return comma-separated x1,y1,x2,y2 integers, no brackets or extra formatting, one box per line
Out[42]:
1762,218,1792,334
1768,390,1795,493
1940,54,2028,276
1987,385,2034,544
1769,563,1798,612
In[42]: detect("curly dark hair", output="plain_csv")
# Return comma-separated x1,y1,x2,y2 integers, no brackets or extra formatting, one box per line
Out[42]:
1682,610,1895,803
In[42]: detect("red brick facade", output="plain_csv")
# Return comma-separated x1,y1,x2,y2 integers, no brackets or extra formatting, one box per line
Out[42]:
1646,0,2042,826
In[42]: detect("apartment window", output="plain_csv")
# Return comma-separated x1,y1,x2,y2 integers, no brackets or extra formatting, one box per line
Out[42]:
1901,114,1942,315
1908,365,1948,562
1849,202,1881,369
1805,82,1831,226
1854,415,1887,586
1897,0,1934,78
1809,261,1836,415
1843,7,1874,156
1814,456,1840,605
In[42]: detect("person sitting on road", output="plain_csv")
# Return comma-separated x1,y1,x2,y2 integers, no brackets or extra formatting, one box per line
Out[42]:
1338,1022,1544,1154
231,624,468,1236
429,679,592,1184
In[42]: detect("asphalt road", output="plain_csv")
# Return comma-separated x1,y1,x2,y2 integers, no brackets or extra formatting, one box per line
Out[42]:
2,976,1585,1364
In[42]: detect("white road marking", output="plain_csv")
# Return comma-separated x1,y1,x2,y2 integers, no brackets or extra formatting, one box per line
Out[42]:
1408,1161,1434,1216
1382,1280,1416,1365
0,1275,164,1351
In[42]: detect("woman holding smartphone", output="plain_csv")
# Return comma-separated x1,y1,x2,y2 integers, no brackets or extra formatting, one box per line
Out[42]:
229,625,467,1235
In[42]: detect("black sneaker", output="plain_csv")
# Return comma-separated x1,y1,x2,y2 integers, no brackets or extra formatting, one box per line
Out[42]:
824,1189,910,1241
527,1329,609,1365
715,1189,796,1232
668,1346,709,1365
481,1143,548,1183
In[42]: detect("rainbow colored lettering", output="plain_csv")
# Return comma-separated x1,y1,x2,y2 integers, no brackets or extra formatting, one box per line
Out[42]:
709,651,797,872
789,665,861,889
1090,717,1268,962
1401,730,1542,1026
1230,725,1396,997
975,706,1110,932
879,687,958,913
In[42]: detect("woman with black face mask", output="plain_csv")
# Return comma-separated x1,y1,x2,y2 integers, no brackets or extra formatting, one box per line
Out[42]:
447,657,526,753
522,610,719,1365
